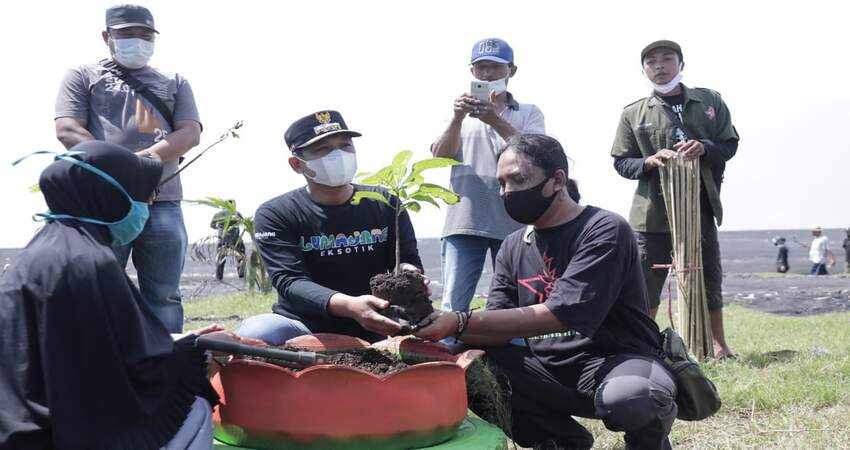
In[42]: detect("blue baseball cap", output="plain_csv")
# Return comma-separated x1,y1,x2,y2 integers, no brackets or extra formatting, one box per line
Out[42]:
471,38,514,65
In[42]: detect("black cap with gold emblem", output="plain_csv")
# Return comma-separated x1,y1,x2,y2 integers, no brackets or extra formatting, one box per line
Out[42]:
284,110,362,152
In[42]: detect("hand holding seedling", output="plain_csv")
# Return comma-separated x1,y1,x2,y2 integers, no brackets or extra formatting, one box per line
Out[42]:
352,150,460,334
328,294,404,336
413,310,458,342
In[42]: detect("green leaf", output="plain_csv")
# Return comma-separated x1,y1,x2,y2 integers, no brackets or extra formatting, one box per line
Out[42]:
410,157,460,178
401,174,425,189
415,183,460,204
392,150,414,168
390,150,413,186
359,166,394,186
403,201,421,213
351,191,391,206
410,193,440,208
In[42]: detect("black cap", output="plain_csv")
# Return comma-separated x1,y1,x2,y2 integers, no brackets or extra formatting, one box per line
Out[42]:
641,40,682,63
106,4,158,33
284,110,362,151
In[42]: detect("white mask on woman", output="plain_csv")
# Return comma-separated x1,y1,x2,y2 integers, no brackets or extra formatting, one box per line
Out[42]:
299,149,357,187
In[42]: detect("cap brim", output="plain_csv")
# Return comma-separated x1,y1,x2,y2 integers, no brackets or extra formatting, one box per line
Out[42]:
291,130,362,151
108,23,159,33
471,56,511,64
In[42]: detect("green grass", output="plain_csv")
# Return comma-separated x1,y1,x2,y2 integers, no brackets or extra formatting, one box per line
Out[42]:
185,294,850,449
184,292,275,331
581,301,850,449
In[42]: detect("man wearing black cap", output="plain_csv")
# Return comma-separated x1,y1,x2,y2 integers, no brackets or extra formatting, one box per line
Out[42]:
54,4,202,333
237,111,424,344
611,40,739,358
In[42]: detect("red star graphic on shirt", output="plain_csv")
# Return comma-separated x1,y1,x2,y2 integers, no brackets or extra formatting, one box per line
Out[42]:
518,253,557,303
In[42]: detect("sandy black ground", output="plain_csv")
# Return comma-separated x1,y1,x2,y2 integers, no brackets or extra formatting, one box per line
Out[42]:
4,231,847,319
178,257,849,319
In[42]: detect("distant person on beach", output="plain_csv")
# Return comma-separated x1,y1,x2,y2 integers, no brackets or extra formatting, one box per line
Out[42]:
610,39,739,359
236,111,424,345
416,135,676,450
843,228,850,273
54,4,202,333
806,226,835,275
0,142,219,449
432,38,545,317
772,236,789,273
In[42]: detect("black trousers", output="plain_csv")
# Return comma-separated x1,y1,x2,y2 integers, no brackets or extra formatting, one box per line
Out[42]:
474,345,677,450
636,203,723,311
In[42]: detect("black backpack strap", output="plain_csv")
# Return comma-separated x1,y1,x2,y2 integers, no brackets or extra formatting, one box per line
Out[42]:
657,97,699,141
101,59,175,129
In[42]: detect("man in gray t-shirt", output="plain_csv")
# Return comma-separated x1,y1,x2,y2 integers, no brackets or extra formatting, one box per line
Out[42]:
432,38,545,315
54,4,202,333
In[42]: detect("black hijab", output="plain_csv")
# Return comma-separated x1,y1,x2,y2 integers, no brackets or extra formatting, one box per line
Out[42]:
0,142,217,450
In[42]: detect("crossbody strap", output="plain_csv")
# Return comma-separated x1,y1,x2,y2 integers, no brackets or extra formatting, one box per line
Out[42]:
522,225,549,270
101,59,175,129
657,97,699,141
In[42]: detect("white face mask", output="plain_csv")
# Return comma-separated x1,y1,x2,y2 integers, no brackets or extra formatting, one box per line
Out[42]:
647,63,683,94
488,77,508,95
111,38,155,69
300,149,357,187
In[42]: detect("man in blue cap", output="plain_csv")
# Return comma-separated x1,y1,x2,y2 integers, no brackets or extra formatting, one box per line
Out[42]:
54,4,202,333
432,38,545,319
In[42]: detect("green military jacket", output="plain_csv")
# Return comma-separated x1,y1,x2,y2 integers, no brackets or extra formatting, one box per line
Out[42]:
611,84,739,232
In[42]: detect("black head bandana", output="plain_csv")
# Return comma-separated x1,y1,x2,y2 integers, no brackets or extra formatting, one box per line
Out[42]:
0,142,217,450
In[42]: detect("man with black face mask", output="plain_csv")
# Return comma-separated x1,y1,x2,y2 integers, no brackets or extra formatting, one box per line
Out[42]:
54,4,203,333
416,134,676,450
237,110,425,345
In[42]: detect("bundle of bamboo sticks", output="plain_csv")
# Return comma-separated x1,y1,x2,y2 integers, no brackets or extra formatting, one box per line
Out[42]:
660,156,714,360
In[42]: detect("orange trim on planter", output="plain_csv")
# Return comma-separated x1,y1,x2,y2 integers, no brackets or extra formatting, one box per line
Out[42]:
211,334,484,447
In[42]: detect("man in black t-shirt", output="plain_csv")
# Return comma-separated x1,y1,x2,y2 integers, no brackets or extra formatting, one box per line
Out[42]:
237,111,423,344
416,135,676,450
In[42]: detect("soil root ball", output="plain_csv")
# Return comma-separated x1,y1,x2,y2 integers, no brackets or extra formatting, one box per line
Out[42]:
370,271,433,331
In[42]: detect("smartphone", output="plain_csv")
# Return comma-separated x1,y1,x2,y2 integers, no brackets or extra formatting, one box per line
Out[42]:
470,81,490,102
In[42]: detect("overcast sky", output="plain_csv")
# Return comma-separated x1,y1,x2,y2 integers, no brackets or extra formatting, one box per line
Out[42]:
2,0,848,248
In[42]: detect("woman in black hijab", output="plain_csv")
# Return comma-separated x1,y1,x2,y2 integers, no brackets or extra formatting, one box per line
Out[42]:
1,142,219,450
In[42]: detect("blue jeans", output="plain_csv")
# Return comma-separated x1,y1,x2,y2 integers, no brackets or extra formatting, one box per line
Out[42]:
810,263,828,275
237,313,312,346
114,201,187,333
161,397,212,450
440,235,503,313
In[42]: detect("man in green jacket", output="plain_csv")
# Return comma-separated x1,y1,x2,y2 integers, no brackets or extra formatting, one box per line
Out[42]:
611,40,739,359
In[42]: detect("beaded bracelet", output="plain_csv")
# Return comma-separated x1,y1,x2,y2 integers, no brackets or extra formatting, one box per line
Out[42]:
455,310,472,337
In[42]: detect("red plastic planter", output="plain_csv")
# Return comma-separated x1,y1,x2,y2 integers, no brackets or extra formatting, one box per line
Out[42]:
211,334,484,450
